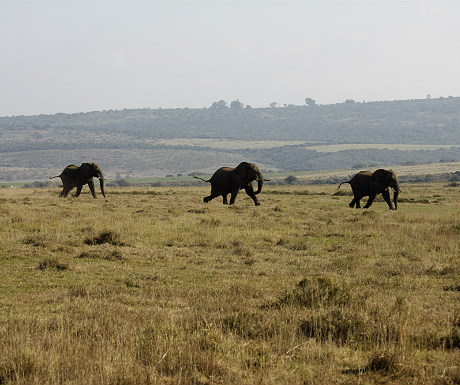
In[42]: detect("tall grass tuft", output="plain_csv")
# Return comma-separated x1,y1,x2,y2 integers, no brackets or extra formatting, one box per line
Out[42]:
38,258,68,271
84,229,125,246
273,277,351,309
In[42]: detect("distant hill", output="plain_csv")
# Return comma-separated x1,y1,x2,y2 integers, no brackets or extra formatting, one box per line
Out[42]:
0,97,458,180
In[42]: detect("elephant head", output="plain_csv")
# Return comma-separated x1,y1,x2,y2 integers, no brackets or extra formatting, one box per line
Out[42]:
236,162,265,194
372,169,399,209
82,163,106,198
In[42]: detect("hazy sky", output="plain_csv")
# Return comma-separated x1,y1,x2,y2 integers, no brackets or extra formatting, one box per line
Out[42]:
1,0,459,116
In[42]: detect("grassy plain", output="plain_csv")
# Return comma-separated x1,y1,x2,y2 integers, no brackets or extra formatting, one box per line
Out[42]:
0,184,459,384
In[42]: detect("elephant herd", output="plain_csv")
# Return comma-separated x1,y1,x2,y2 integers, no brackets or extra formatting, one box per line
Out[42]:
50,162,400,210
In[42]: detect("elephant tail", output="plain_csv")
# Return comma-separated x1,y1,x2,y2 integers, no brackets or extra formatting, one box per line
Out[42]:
49,175,61,179
338,181,350,189
193,176,210,183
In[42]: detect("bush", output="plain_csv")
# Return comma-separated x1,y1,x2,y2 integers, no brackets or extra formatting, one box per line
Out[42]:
23,181,53,188
366,350,399,373
299,310,363,345
107,179,131,187
272,277,351,309
84,230,125,246
333,190,353,196
38,258,68,271
283,175,299,185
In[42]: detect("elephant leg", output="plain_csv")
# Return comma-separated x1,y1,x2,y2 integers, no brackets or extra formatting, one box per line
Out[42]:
381,189,394,210
229,188,239,205
349,195,361,208
73,185,83,197
204,185,222,203
60,188,70,198
204,194,218,203
350,186,361,208
222,194,228,204
87,180,97,198
363,194,376,209
244,185,260,206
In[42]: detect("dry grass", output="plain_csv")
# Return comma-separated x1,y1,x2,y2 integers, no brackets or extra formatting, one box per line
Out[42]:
0,184,459,384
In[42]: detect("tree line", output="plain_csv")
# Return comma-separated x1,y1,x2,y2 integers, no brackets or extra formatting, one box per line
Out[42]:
1,97,458,144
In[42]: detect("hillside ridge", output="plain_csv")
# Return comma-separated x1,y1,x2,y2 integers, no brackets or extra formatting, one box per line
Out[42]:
0,97,458,180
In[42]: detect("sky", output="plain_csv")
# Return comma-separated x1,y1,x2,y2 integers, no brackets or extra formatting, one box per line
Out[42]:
1,0,459,116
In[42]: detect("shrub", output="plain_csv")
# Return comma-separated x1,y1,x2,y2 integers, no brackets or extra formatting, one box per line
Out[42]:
332,190,353,196
220,311,278,339
272,277,351,309
84,230,125,246
38,258,68,271
77,249,123,260
366,350,399,373
107,179,131,187
299,310,363,345
22,181,53,188
23,235,48,247
284,175,299,185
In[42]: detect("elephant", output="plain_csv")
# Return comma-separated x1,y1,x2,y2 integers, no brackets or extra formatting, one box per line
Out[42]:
338,169,399,210
194,162,267,206
50,163,106,198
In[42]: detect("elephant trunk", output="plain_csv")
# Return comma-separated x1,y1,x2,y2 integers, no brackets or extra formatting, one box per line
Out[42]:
254,172,264,195
99,174,106,198
392,180,400,210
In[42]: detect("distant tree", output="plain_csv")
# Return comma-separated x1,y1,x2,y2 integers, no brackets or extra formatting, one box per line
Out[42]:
116,179,130,187
269,102,278,108
344,99,356,104
210,100,228,110
107,179,130,187
426,94,431,99
305,98,317,107
23,181,53,188
284,175,298,185
245,105,253,110
230,100,244,111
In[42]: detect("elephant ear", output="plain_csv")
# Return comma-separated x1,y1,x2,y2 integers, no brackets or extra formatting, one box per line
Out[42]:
90,163,99,173
373,169,388,186
90,163,104,178
235,162,250,183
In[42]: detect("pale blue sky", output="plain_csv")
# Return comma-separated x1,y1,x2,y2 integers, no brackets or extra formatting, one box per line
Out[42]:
1,0,459,116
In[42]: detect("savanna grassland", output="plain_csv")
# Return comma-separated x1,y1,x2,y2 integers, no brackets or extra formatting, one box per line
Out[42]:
0,184,459,384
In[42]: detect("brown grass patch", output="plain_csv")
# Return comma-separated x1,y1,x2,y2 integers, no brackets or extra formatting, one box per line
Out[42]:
0,184,458,384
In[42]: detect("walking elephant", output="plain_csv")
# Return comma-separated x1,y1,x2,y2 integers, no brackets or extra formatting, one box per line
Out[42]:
50,163,106,198
338,169,399,210
194,162,267,206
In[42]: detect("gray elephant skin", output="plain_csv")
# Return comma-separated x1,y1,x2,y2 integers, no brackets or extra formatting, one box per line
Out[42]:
338,169,400,210
194,162,267,206
50,163,106,198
